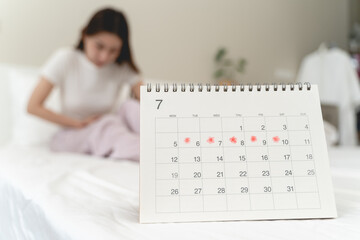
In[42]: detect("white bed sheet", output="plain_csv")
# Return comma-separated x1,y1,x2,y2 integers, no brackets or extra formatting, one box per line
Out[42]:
0,145,359,240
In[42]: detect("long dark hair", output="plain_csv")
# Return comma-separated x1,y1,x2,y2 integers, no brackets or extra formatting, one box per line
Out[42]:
76,8,139,73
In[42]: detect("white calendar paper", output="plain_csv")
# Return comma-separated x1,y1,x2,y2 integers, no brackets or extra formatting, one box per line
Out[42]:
140,84,337,223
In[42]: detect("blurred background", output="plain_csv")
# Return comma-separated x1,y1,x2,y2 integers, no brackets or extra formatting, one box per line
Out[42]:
0,0,360,146
0,0,353,83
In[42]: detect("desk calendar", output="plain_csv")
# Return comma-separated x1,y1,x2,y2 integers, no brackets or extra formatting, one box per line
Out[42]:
140,83,337,223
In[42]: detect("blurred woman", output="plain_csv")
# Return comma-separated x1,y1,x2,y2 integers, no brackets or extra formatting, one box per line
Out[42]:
27,8,142,161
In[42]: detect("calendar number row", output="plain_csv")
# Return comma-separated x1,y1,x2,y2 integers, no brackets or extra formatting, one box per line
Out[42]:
168,153,312,163
156,177,318,196
156,161,316,179
170,186,278,195
155,115,311,133
160,169,316,179
156,145,314,163
156,131,312,148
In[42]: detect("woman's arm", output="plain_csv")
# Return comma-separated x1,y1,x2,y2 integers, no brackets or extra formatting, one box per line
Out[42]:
131,80,144,101
27,77,95,128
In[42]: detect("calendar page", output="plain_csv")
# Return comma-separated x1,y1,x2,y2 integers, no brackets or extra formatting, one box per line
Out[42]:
139,84,337,223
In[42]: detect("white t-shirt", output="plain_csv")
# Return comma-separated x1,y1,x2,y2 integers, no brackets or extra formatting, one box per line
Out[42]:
41,47,140,120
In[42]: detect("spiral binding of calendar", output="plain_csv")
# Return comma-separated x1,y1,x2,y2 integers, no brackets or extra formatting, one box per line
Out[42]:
146,82,311,92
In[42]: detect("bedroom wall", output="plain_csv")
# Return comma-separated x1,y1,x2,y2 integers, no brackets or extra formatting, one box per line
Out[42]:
350,0,360,25
0,0,349,84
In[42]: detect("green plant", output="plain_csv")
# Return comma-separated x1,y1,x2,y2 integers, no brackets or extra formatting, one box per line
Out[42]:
213,47,247,83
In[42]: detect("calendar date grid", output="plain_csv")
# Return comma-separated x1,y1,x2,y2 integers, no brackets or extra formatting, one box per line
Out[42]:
154,115,321,213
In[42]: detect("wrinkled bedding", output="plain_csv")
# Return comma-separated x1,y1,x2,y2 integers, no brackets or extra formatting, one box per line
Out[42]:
0,145,359,240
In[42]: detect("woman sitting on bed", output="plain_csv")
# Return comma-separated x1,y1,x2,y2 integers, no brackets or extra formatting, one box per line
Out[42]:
27,8,142,161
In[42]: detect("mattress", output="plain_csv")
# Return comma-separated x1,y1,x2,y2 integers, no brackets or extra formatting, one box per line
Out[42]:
0,145,359,240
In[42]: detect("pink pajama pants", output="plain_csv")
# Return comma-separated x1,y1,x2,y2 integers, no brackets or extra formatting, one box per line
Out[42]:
50,99,140,161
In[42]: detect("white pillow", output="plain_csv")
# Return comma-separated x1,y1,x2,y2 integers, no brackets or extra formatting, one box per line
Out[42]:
9,66,61,146
0,64,13,145
323,120,339,146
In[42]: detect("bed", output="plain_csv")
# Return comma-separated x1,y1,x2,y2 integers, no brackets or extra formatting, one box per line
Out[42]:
0,145,359,240
1,64,360,239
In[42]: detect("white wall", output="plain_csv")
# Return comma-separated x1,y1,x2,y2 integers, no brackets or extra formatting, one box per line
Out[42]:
0,0,349,84
350,0,360,25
